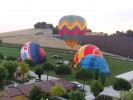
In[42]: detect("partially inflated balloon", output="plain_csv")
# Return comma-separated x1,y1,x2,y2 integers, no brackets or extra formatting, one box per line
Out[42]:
58,15,87,49
19,42,46,64
80,54,110,74
74,44,103,63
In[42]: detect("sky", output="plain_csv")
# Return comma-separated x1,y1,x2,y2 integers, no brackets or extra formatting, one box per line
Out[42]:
0,0,133,34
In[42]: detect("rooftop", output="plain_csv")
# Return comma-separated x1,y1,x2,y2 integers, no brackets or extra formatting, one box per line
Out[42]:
4,79,75,97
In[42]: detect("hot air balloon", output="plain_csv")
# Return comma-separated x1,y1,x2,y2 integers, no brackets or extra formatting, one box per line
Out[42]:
80,54,110,74
74,44,103,64
58,15,87,49
19,42,46,64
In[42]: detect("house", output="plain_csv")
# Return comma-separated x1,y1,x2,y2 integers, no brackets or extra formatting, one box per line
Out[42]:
0,79,75,100
5,87,26,100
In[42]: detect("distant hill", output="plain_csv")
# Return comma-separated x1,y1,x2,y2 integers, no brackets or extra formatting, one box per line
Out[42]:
0,29,81,50
80,35,133,58
1,29,131,58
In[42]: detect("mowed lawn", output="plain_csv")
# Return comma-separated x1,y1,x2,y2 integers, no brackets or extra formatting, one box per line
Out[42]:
0,45,133,86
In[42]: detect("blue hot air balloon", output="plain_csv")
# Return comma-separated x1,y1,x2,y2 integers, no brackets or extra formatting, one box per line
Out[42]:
19,42,46,64
80,54,110,74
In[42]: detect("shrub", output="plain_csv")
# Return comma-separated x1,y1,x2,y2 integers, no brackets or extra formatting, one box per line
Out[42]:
90,80,103,97
100,72,106,86
6,56,17,61
95,68,99,80
96,94,113,100
120,89,133,100
113,78,132,91
24,59,36,67
69,90,86,100
0,53,4,60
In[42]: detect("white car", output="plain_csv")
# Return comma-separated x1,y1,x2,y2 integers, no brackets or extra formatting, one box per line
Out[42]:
72,81,82,88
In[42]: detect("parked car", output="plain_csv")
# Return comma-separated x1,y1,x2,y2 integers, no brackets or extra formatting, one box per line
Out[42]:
35,78,43,83
56,61,64,64
72,81,82,88
51,55,63,59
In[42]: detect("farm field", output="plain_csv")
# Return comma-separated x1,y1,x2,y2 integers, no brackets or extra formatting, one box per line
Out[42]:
1,29,133,86
0,45,133,86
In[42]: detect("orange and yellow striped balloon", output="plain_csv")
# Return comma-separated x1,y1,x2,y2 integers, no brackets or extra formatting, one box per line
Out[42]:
74,44,103,63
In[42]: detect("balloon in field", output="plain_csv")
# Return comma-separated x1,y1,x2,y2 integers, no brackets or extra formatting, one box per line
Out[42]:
74,44,103,63
58,15,87,49
19,42,46,64
80,54,110,74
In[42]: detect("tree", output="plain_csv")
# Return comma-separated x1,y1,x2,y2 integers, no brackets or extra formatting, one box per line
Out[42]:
34,22,41,29
19,61,29,83
42,62,55,81
29,85,45,100
75,68,94,90
0,64,9,90
100,72,106,86
90,80,103,98
87,29,92,34
40,22,47,28
113,78,132,91
6,56,17,61
35,67,44,80
2,60,18,80
24,59,36,67
52,27,59,34
69,90,86,100
50,84,66,96
55,65,72,78
0,53,4,60
126,30,133,38
95,68,99,80
120,89,133,100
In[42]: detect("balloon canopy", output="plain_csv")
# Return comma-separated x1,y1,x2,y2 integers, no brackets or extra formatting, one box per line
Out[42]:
58,15,87,49
19,42,46,64
80,54,110,74
74,44,103,63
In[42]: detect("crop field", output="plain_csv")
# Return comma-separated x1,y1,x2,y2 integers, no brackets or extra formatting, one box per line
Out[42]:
1,44,133,86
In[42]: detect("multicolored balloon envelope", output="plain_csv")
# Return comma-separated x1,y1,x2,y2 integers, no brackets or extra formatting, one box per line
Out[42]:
19,42,46,64
80,54,110,74
74,44,103,63
58,15,87,49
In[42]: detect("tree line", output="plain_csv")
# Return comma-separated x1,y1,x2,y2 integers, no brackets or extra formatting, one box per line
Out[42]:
112,29,133,38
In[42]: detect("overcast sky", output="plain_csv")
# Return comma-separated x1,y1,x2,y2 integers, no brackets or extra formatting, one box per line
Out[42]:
0,0,133,34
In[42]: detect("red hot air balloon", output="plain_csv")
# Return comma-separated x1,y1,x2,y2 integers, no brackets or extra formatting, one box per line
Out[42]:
74,44,103,64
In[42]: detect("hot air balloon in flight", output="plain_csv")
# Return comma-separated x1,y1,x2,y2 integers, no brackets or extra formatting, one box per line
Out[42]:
74,44,103,64
19,42,46,64
80,54,110,74
58,15,87,49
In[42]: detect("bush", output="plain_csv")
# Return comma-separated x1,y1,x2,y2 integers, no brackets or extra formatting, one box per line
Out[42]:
24,59,36,67
0,53,4,60
52,27,59,34
90,80,103,97
6,56,17,61
96,94,113,100
113,78,132,91
120,89,133,100
100,72,106,86
95,68,99,80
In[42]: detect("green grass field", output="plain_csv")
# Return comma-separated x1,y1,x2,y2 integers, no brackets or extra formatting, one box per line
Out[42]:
0,44,133,86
